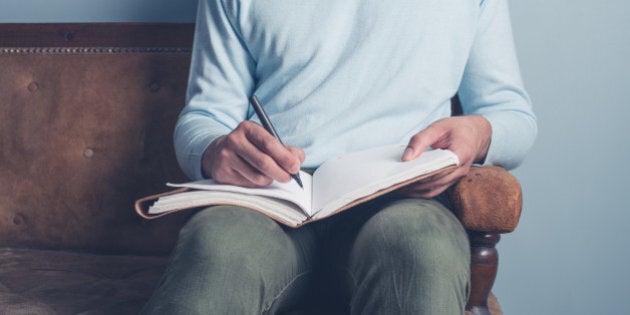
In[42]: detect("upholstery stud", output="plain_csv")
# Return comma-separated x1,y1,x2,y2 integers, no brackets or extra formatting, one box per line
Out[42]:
12,213,25,226
149,82,161,93
27,81,39,92
83,148,95,159
59,28,75,41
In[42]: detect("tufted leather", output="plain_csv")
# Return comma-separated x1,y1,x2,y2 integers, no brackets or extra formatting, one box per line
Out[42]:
0,49,192,255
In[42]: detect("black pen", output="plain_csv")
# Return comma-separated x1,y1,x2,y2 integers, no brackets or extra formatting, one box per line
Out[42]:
249,95,304,188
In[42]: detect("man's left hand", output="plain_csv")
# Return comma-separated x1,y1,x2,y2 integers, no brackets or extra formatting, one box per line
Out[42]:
399,115,492,198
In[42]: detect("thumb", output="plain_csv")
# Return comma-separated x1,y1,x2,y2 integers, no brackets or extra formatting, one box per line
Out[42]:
402,122,449,161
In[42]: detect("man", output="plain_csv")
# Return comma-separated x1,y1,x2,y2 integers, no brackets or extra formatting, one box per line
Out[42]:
142,0,536,313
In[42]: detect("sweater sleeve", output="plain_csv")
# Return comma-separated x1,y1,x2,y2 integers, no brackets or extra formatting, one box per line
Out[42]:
458,0,537,170
174,0,256,180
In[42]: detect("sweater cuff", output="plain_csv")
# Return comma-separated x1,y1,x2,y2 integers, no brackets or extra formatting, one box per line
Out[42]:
480,110,537,170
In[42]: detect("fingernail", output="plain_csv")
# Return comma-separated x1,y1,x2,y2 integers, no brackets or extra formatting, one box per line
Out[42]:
403,147,414,161
291,163,300,174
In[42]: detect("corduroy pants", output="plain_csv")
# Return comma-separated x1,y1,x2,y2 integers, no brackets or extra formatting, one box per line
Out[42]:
141,195,470,314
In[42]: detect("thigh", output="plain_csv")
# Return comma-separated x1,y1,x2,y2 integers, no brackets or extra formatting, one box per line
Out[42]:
322,196,470,314
142,206,320,315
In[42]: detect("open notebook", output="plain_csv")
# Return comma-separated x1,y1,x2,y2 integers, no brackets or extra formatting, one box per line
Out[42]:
135,144,459,228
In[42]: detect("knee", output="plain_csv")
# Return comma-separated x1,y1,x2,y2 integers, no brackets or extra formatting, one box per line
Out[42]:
175,206,288,265
347,199,471,314
146,207,311,314
352,199,470,273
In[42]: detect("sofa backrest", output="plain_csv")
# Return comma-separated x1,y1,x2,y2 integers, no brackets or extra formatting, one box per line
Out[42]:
0,23,196,255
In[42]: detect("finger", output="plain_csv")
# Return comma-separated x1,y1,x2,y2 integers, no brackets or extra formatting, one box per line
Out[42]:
234,141,293,183
243,122,302,174
400,166,468,198
230,155,275,187
221,124,292,183
411,168,457,186
398,181,450,199
208,144,274,187
418,167,467,190
217,168,264,188
286,146,306,164
424,185,450,198
402,120,450,161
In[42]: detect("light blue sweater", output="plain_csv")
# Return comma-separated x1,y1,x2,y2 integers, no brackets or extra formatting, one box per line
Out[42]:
175,0,537,180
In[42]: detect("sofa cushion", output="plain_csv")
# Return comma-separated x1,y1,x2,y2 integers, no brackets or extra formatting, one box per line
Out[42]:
0,248,167,314
0,248,503,315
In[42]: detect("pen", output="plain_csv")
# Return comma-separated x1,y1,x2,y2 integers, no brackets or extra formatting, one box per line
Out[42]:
249,95,304,188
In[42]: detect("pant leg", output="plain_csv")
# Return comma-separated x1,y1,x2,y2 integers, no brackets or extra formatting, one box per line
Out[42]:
328,197,470,315
140,206,319,315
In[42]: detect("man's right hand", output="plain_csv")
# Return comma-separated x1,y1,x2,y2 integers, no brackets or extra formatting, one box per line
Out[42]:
201,121,305,188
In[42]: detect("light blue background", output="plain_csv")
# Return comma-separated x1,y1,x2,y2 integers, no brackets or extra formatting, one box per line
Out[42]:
2,0,628,314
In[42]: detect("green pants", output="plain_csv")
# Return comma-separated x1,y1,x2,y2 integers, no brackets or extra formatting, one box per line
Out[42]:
141,195,470,314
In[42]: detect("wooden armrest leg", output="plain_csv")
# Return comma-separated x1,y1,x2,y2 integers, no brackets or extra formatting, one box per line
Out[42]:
467,232,500,315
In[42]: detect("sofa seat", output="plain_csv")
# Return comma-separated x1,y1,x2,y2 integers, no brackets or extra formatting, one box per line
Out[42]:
1,247,503,315
0,248,167,315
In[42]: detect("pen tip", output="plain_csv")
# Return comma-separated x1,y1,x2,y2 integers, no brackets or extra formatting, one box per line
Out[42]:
292,174,303,188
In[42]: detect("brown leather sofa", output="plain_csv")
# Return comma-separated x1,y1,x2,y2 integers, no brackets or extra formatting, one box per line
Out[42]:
0,23,521,315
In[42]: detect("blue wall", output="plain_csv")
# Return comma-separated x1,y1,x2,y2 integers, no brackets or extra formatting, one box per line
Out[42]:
0,0,198,23
499,1,630,314
2,0,628,314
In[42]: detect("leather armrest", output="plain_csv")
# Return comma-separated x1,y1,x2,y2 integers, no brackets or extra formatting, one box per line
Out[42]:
448,166,523,234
